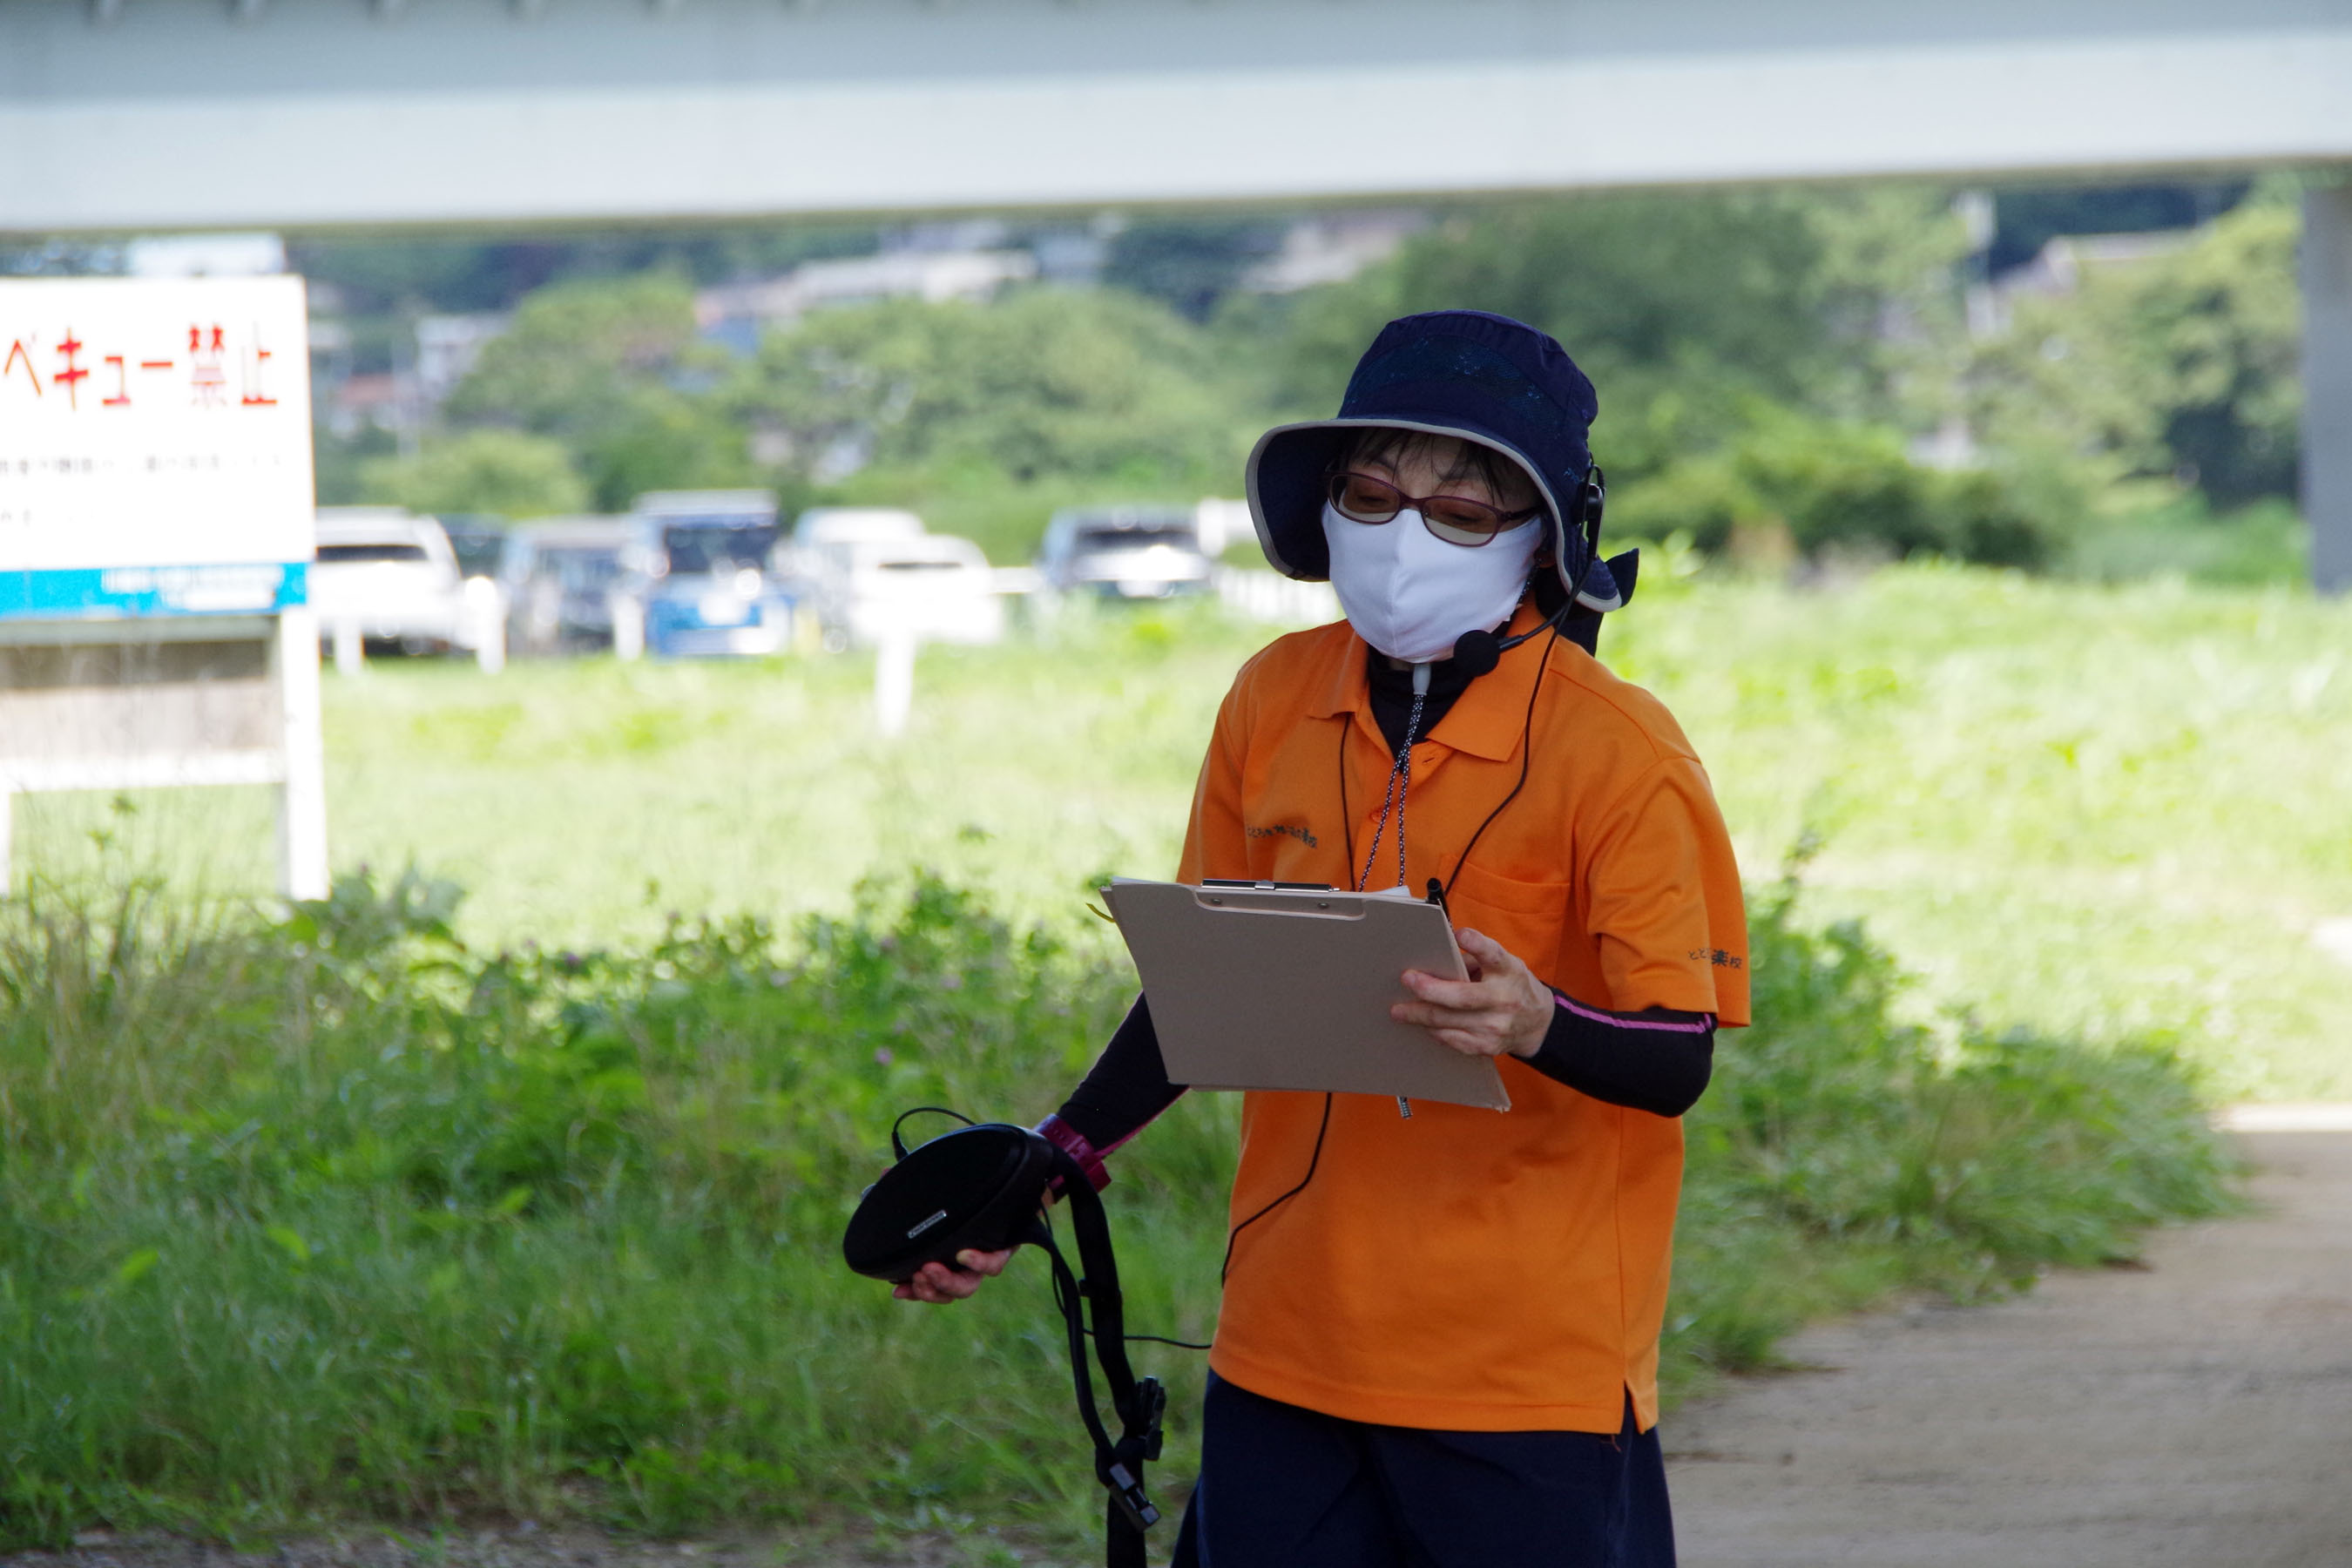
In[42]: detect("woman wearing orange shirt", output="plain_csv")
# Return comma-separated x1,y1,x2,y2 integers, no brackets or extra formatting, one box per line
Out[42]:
900,310,1748,1567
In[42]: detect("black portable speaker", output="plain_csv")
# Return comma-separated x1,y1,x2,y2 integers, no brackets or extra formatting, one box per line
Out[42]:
843,1109,1171,1565
841,1120,1057,1283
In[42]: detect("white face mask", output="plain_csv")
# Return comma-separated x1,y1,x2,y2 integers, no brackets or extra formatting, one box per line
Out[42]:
1321,501,1541,665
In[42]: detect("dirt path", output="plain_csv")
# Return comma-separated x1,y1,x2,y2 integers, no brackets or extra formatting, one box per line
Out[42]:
1666,1116,2352,1568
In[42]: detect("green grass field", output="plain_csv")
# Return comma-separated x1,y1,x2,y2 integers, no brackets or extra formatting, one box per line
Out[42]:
0,853,2236,1553
0,561,2302,1551
22,564,2349,1098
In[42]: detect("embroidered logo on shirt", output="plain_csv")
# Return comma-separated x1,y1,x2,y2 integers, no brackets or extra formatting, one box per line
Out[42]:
1689,949,1744,970
1246,823,1318,849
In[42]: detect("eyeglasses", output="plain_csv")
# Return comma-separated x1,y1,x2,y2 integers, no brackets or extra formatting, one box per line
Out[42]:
1328,470,1541,547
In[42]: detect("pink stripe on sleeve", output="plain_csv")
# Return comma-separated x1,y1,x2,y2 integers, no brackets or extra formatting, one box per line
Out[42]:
1555,993,1715,1033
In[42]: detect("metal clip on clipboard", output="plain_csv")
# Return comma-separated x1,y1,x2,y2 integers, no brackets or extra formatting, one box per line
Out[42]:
1097,878,1511,1112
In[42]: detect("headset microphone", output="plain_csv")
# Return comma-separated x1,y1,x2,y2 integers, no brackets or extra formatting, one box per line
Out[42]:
1450,628,1503,679
1447,598,1577,680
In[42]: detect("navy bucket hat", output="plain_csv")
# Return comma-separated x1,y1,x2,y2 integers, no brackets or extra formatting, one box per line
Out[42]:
1247,309,1623,612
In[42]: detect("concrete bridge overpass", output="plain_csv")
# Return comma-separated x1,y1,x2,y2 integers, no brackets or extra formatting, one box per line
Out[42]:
3,0,2349,584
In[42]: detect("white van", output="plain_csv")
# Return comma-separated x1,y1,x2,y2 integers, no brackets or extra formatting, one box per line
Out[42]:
309,508,481,654
790,506,927,556
786,507,930,649
841,533,1006,649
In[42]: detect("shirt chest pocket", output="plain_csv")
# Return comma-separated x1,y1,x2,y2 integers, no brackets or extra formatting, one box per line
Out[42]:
1443,860,1573,989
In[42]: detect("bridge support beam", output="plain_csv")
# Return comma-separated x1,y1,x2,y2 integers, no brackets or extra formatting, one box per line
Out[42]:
2307,181,2352,594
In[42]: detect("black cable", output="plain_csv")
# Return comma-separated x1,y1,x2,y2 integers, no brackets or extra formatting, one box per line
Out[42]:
1031,1152,1166,1558
1212,627,1551,1298
1218,1089,1333,1285
1208,719,1363,1293
1443,621,1561,904
1043,1209,1213,1351
890,1105,974,1159
1036,1222,1119,1463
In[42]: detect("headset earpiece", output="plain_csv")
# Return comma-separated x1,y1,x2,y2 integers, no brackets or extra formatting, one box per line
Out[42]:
1571,465,1605,581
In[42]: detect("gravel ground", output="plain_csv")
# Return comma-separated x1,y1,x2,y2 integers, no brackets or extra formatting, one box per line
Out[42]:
1667,1119,2352,1568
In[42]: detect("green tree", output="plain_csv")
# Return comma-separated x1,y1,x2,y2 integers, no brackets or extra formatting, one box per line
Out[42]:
733,287,1247,490
290,226,882,319
1263,187,1970,475
357,429,590,520
312,424,401,507
444,272,704,436
442,274,751,510
1609,406,2072,569
1966,193,2301,505
1102,216,1283,321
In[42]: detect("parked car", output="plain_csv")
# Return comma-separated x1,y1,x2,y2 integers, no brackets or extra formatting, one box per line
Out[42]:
309,508,482,655
499,517,632,656
1036,506,1213,599
622,490,794,658
783,505,925,591
788,506,926,560
438,515,509,583
786,507,929,650
839,534,1006,648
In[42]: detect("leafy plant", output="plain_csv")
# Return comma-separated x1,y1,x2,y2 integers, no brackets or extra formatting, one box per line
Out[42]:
0,864,2232,1548
1609,407,2081,567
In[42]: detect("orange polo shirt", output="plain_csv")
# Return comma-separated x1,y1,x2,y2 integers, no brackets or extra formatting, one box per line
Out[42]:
1178,607,1748,1435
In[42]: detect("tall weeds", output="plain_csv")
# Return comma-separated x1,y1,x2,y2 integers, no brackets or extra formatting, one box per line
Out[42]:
0,868,2234,1547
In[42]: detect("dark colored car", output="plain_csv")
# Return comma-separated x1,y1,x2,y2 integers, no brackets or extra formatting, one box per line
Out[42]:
1036,507,1213,598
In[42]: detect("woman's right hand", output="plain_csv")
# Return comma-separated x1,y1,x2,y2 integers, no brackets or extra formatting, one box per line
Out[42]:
893,1247,1017,1304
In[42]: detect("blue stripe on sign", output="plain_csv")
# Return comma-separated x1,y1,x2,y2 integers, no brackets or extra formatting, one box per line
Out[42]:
0,563,308,621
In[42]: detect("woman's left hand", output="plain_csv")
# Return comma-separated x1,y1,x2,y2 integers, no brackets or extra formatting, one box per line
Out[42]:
1393,927,1553,1060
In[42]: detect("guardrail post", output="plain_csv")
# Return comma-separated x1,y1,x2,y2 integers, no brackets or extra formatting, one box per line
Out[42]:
467,578,507,673
875,618,917,738
611,592,645,661
274,608,330,902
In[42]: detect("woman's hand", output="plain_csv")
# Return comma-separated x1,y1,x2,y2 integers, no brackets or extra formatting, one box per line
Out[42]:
893,1247,1016,1304
1392,927,1552,1060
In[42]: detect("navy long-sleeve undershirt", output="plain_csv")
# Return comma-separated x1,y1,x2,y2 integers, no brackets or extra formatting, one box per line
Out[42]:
1054,645,1715,1150
1053,990,1714,1152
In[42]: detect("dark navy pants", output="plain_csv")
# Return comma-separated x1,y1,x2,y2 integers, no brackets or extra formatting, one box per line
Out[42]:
1171,1372,1675,1568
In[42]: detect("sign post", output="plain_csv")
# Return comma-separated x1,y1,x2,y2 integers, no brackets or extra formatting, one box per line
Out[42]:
0,276,325,899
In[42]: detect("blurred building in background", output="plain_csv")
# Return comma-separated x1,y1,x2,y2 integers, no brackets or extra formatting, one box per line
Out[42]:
694,247,1041,352
3,0,2346,581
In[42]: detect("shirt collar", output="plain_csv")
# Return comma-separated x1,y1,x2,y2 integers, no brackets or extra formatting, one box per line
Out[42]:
1305,601,1554,763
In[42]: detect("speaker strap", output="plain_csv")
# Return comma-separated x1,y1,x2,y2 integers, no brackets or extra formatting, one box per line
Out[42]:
1042,1149,1166,1568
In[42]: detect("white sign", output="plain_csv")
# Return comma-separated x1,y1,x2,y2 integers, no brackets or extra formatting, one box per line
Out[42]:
0,275,314,619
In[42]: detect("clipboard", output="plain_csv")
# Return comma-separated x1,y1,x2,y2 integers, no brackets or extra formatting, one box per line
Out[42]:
1098,879,1511,1112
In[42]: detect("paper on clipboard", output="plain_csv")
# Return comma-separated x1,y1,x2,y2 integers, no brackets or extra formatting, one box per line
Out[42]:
1098,879,1511,1112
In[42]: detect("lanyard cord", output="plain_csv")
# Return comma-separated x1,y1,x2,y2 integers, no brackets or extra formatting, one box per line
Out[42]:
1354,666,1429,893
1355,663,1434,1122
